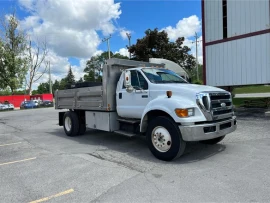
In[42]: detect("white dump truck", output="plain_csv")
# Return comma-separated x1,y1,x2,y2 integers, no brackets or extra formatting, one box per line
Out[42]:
55,58,237,161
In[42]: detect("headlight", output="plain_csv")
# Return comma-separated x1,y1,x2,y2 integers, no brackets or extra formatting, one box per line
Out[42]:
175,108,194,117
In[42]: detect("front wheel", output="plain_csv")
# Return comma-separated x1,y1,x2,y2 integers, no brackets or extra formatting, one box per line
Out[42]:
200,136,225,145
146,116,186,161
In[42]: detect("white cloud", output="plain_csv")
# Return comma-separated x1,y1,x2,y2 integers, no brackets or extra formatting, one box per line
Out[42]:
19,0,122,58
93,50,103,57
115,48,129,57
119,29,132,40
19,16,40,31
31,50,88,90
162,15,201,41
161,15,202,64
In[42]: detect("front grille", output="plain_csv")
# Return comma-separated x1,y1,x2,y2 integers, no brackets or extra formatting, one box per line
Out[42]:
209,92,233,120
212,101,232,108
213,109,232,116
210,94,230,100
202,96,210,110
196,92,233,121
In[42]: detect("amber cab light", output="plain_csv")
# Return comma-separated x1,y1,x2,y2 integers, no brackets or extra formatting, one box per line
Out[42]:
166,91,172,98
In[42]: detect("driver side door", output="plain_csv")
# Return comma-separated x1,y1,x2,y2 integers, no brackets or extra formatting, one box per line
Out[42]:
117,70,150,119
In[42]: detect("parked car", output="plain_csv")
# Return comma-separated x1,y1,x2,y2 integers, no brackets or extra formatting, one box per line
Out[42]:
40,100,54,107
0,103,8,111
4,101,14,110
32,100,41,107
20,100,37,109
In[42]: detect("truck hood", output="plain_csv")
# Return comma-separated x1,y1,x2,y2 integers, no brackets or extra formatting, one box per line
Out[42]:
154,83,226,94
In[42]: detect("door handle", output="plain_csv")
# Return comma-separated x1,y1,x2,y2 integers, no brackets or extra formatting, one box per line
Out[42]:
119,93,122,99
142,95,148,98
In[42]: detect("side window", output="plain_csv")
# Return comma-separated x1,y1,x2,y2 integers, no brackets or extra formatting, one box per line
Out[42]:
122,70,149,90
131,71,148,90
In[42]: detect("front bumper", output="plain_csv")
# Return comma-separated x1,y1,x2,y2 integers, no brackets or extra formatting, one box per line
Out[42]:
179,116,237,141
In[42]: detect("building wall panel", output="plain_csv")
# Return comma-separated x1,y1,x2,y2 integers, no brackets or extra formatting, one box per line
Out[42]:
204,0,223,42
227,0,270,38
206,33,270,86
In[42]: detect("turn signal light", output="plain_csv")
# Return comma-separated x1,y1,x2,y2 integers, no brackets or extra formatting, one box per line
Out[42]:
175,109,188,117
175,108,194,117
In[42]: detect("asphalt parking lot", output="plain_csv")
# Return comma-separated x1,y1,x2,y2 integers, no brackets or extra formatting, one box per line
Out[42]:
0,108,270,202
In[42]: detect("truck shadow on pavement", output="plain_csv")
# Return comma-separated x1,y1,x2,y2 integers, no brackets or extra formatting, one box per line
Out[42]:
49,128,226,164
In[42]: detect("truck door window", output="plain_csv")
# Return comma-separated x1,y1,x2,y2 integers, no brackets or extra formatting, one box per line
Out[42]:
131,71,148,90
122,70,148,90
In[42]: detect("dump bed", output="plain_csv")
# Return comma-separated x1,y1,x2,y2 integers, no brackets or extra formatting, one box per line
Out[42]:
55,58,164,111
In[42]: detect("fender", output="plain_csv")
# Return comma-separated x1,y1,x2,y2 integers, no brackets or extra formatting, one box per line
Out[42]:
140,95,206,132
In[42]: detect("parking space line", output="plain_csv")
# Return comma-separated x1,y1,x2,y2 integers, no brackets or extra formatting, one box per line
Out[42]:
29,189,74,203
0,142,22,147
0,157,36,166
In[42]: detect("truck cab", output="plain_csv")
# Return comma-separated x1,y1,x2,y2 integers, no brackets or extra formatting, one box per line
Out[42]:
55,58,237,161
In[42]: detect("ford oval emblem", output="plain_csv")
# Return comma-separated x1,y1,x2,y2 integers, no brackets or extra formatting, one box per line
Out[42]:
221,103,226,107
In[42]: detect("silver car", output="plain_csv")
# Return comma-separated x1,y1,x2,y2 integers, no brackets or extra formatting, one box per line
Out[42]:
0,103,8,110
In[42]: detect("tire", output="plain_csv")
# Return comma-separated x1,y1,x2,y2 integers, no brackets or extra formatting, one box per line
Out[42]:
146,116,186,161
200,136,225,145
63,111,80,137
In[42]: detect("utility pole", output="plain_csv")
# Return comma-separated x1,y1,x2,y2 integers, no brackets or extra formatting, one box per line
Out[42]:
195,32,199,81
192,32,202,81
102,35,112,59
126,33,131,59
47,61,52,94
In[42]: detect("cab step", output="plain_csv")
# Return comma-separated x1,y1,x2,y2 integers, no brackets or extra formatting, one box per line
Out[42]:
114,130,137,137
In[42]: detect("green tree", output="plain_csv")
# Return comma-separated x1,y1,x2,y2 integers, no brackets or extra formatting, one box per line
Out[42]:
13,90,25,95
52,80,60,91
37,82,49,94
0,13,27,93
65,65,75,86
0,88,11,96
84,70,95,82
77,77,83,83
26,40,48,95
83,51,128,82
128,28,196,71
32,90,38,95
59,78,67,90
188,64,203,84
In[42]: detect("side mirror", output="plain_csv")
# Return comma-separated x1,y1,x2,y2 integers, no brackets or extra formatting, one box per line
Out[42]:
124,70,131,87
124,70,134,93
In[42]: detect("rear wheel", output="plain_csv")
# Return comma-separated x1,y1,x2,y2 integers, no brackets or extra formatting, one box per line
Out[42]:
63,111,80,137
146,116,186,161
200,136,225,145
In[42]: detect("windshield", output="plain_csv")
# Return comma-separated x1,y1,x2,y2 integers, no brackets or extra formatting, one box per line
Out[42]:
141,68,187,84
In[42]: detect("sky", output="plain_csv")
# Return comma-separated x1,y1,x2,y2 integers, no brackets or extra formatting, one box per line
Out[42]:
1,0,202,90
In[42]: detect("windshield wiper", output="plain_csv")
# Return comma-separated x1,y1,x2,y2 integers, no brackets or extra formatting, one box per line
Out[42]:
155,81,186,84
171,81,187,83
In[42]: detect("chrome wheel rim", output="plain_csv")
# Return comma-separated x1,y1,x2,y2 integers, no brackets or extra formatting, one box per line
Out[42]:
65,117,72,132
151,126,172,152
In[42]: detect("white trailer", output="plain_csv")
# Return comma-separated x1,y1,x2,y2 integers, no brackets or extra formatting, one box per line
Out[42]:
55,58,237,161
